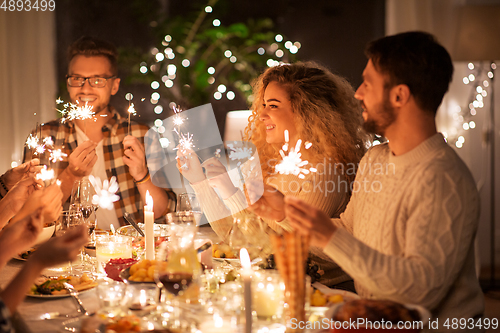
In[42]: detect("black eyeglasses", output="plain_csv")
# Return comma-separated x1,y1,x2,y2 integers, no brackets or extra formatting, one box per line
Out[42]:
66,75,117,88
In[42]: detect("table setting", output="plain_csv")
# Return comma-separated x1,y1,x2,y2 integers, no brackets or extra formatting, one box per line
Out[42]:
0,188,431,333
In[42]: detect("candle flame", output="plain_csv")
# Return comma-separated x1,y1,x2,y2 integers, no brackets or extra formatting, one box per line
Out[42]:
240,248,251,269
145,190,153,212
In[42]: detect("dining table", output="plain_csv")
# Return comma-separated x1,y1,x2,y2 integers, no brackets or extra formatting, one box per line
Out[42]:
0,225,222,333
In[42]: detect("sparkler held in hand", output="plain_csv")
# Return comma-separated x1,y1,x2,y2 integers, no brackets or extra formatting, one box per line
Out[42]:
274,130,316,179
127,102,137,135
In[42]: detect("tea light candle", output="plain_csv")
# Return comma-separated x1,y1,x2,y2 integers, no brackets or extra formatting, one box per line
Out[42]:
240,248,252,333
144,191,154,260
199,313,234,333
253,272,285,318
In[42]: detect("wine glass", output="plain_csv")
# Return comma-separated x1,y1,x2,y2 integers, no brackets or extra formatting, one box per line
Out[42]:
155,212,200,329
70,177,97,236
55,210,84,274
176,193,202,226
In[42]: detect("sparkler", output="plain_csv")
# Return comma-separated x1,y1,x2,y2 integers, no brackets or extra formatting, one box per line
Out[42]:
26,134,39,150
49,149,68,163
58,101,94,122
35,165,55,182
127,103,137,135
274,130,316,179
88,175,120,210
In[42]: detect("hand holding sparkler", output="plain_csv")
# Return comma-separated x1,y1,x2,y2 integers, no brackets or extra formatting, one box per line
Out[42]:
0,159,42,191
67,141,98,178
10,181,63,226
201,157,237,199
0,176,42,228
122,135,148,182
175,148,205,184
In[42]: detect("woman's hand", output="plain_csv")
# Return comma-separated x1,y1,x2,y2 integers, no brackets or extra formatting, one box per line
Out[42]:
10,182,63,225
248,183,286,222
1,158,42,190
1,176,41,219
123,135,149,181
176,148,206,184
201,157,237,199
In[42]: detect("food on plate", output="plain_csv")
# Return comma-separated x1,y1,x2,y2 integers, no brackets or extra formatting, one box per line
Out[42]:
332,299,421,323
29,274,96,296
19,248,36,260
212,243,237,259
128,259,167,282
310,289,345,306
105,258,138,282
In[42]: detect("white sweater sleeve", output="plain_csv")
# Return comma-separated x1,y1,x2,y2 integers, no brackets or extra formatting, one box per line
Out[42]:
323,165,479,310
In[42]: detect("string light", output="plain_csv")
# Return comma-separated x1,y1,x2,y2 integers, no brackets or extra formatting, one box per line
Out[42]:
451,62,495,148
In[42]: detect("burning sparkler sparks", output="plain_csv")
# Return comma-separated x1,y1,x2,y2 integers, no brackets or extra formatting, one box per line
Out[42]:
58,101,95,123
26,134,39,149
49,149,68,163
227,143,253,162
89,175,120,210
127,103,137,135
274,130,316,179
36,165,55,182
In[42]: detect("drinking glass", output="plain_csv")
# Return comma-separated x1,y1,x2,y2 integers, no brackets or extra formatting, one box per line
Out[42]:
70,177,97,235
55,210,84,274
176,193,202,226
155,212,200,328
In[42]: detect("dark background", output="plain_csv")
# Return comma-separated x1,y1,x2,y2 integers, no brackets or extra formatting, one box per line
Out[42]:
55,0,385,136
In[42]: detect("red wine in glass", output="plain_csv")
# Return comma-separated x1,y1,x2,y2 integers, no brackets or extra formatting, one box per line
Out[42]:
158,273,193,296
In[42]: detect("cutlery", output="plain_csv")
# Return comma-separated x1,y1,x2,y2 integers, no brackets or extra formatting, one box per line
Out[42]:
63,282,91,316
123,212,145,237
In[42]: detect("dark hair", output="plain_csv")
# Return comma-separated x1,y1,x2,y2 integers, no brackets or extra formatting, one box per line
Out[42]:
67,36,118,75
366,31,453,114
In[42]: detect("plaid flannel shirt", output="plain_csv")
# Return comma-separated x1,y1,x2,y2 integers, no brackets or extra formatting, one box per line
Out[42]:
23,107,169,226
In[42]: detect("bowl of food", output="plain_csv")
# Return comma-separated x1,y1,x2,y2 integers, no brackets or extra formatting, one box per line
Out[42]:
35,222,55,244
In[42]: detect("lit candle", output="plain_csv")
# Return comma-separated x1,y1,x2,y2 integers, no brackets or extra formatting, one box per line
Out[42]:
240,248,252,333
145,191,155,260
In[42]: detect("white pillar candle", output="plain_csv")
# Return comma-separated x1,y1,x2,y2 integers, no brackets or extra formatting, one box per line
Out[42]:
240,248,252,333
144,190,155,260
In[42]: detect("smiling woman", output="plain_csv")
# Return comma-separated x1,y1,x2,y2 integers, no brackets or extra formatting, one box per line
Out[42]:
178,61,369,289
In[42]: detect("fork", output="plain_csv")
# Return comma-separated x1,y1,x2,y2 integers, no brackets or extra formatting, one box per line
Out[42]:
63,282,91,316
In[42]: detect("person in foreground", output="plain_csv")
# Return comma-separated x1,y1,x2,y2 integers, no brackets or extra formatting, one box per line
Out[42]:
0,215,88,333
283,32,484,331
19,36,172,230
178,62,367,288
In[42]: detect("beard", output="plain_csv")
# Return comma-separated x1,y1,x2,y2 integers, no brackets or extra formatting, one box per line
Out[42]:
362,93,396,137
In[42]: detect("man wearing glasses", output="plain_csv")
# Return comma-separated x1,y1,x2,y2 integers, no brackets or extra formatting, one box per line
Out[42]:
20,36,172,230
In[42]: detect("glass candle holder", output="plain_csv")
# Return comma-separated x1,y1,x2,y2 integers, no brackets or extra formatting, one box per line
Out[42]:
96,235,132,273
96,280,126,317
252,270,285,320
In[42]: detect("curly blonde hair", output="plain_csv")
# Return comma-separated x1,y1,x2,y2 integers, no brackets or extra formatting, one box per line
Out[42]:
245,62,368,186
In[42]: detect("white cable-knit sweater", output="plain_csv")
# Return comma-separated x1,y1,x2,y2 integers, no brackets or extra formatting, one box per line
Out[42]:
324,133,484,332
